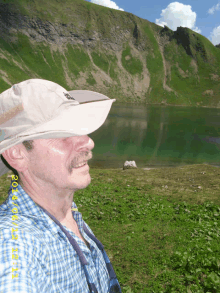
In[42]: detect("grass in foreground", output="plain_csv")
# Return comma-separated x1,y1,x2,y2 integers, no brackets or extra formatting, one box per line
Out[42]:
0,164,219,292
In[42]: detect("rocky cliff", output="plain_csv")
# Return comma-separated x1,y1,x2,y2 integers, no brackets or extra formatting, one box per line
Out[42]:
0,0,219,107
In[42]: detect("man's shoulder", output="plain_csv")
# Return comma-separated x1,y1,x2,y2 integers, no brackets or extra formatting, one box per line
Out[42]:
0,212,50,242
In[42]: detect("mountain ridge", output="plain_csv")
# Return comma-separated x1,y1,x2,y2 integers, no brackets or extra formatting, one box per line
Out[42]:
0,0,220,108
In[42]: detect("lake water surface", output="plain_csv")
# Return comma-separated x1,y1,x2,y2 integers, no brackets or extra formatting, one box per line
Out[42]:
88,102,220,169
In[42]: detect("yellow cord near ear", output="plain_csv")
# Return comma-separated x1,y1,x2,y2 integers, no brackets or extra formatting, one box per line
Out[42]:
71,208,78,211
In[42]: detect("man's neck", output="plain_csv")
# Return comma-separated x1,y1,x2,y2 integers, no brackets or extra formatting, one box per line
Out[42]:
19,180,74,224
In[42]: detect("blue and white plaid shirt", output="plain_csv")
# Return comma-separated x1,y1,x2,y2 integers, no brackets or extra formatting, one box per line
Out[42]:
0,179,110,292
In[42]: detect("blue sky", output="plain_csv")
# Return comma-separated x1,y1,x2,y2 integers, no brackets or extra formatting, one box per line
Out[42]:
86,0,220,46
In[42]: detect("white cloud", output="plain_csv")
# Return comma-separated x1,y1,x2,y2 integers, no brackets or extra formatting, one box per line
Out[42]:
208,3,220,14
155,2,201,34
90,0,124,11
209,26,220,45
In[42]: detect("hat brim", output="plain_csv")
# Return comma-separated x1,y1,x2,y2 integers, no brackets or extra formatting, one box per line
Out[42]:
0,91,116,176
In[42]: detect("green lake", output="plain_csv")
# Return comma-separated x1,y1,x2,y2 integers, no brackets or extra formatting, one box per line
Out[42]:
88,102,220,169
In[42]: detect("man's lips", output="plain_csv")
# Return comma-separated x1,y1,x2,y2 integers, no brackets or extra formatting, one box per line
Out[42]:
73,161,87,168
70,153,92,169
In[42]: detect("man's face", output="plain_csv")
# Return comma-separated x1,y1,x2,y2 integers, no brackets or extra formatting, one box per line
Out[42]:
22,136,94,192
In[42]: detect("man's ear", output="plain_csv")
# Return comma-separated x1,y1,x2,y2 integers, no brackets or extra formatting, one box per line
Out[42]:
2,145,27,173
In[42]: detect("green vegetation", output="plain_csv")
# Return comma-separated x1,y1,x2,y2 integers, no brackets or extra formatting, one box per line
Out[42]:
86,72,96,86
65,44,91,78
162,27,220,107
0,36,32,91
0,79,10,92
143,25,165,104
91,51,109,74
4,0,87,23
90,51,118,80
0,33,92,91
74,164,220,292
121,44,143,76
0,0,220,106
1,164,219,292
0,33,69,89
176,46,192,72
109,60,117,80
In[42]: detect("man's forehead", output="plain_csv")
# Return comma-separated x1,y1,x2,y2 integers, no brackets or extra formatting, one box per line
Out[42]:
30,136,78,144
18,136,81,149
33,137,65,143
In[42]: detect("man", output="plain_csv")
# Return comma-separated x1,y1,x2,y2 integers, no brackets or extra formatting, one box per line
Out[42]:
0,79,121,293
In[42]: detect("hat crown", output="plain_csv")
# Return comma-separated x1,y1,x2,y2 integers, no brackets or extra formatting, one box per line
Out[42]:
0,79,79,141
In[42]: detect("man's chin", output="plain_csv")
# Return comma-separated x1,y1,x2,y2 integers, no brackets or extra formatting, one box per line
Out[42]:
69,175,91,191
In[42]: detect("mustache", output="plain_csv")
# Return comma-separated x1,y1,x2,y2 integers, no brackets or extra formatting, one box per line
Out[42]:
70,151,93,168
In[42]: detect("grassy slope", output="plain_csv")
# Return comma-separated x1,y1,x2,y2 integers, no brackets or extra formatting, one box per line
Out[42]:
0,0,219,106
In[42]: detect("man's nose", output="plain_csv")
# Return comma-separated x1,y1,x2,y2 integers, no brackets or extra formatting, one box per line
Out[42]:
79,135,95,151
86,136,95,150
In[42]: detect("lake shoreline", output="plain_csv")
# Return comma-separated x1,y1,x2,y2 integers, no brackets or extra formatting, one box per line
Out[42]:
115,101,220,109
90,163,220,170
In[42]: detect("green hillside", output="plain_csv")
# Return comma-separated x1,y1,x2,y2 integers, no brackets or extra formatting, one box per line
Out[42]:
0,0,219,107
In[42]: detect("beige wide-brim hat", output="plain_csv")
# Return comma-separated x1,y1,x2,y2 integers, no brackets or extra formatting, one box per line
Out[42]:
0,79,116,176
